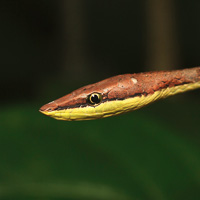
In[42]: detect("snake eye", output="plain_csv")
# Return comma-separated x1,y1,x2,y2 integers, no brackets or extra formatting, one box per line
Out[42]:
87,93,102,105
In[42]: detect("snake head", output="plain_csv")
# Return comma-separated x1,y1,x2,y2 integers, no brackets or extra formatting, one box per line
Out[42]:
39,74,138,121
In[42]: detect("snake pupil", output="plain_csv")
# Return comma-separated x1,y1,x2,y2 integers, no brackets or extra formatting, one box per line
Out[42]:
91,94,99,103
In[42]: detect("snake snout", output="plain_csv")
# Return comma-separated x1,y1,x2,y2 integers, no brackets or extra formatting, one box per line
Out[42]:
39,101,58,113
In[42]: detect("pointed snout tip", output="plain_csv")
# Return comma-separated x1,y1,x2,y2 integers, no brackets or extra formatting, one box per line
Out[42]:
39,106,50,116
39,107,46,114
39,101,58,115
39,104,49,113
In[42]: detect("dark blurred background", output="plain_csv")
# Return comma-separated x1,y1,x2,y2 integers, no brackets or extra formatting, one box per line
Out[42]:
1,0,200,200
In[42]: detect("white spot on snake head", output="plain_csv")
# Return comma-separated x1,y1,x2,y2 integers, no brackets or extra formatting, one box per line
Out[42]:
103,88,109,93
131,78,138,84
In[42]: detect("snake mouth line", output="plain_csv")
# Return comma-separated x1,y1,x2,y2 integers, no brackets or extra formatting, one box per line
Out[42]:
42,92,148,112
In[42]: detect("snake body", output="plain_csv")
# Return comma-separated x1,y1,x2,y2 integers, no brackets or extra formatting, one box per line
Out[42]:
40,67,200,121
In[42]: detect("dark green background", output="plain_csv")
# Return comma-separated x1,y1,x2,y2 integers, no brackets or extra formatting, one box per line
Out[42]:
0,1,200,199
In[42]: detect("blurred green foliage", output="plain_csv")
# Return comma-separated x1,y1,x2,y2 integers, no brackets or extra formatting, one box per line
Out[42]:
0,98,200,200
